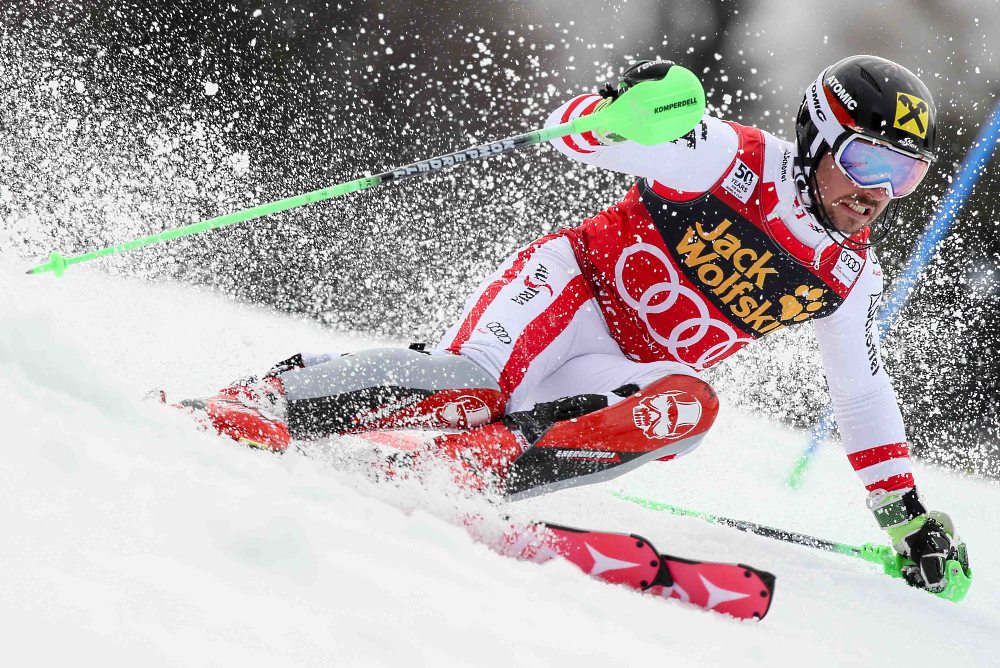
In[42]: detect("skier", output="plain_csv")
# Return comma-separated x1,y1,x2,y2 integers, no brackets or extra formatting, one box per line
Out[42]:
181,55,968,597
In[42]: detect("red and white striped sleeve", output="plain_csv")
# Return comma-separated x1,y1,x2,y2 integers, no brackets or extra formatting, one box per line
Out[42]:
811,255,915,495
543,96,736,194
545,93,607,157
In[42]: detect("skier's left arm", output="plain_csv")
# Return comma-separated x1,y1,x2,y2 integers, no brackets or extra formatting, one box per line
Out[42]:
541,60,734,192
811,255,969,593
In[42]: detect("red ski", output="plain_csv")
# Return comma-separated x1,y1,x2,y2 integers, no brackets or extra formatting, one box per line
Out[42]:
158,387,776,619
506,522,775,620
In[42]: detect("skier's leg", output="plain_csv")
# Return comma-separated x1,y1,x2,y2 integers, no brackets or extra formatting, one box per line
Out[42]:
180,231,592,452
420,376,717,498
436,232,616,411
280,347,504,437
517,353,698,410
511,372,718,498
409,232,725,496
278,229,595,439
186,346,506,449
421,352,718,498
524,352,708,461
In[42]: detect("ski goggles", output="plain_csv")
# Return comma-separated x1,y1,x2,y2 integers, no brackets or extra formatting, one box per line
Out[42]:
832,134,931,199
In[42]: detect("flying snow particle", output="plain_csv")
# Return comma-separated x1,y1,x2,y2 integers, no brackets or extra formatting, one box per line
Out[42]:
229,151,250,176
204,81,219,96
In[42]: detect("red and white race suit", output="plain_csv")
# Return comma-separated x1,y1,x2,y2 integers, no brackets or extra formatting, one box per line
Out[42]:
438,93,914,495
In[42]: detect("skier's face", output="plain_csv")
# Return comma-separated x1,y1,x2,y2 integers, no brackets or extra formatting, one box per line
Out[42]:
814,152,892,236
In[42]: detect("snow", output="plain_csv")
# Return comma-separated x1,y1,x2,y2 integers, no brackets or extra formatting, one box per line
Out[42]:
2,261,998,666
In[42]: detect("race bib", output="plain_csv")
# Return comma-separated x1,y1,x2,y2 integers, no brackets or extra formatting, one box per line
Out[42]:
721,159,759,204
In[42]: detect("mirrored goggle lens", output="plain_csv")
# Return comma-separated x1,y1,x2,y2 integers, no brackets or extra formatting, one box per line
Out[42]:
838,138,930,198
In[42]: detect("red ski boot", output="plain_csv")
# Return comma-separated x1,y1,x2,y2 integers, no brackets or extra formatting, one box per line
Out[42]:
175,376,291,453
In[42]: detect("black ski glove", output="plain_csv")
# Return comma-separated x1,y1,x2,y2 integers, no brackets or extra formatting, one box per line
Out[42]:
870,489,970,593
891,513,970,592
599,60,675,102
592,60,676,144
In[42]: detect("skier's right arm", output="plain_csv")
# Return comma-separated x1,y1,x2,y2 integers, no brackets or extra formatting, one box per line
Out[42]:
545,60,737,194
812,259,970,594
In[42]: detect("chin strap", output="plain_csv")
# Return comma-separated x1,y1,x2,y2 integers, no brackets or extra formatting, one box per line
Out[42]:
815,194,899,253
794,147,899,253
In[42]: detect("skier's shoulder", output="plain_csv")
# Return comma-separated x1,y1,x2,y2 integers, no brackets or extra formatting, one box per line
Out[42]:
845,245,884,302
672,114,740,165
757,128,796,187
691,118,790,197
746,127,800,220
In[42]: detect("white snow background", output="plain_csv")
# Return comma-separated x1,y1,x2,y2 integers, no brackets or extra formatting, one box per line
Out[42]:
1,260,997,667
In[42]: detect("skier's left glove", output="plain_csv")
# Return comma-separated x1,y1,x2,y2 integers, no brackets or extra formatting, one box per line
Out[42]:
599,59,676,102
592,59,675,144
869,489,970,593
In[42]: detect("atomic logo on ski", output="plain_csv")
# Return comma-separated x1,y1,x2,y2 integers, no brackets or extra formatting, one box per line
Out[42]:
699,574,751,609
632,391,702,440
583,543,640,577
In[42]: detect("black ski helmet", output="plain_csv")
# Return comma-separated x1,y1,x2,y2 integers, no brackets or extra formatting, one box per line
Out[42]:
793,55,937,244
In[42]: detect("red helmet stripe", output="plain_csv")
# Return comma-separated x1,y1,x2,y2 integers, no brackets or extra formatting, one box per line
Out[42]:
823,85,856,127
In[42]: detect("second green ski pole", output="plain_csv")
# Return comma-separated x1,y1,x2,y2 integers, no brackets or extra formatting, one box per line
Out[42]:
613,491,971,602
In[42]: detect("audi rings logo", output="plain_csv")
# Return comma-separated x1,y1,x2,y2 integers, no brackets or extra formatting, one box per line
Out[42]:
481,321,512,344
614,243,752,370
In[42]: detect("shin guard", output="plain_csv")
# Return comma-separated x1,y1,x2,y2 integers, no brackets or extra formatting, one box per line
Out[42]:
400,374,718,499
502,374,718,498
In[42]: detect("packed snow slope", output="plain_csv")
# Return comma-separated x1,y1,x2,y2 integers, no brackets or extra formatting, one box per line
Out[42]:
2,260,998,667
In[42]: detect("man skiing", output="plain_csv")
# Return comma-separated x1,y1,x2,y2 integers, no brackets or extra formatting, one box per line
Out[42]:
183,55,968,598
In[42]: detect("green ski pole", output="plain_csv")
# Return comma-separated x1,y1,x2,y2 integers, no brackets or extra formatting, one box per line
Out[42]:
612,491,972,602
28,65,705,277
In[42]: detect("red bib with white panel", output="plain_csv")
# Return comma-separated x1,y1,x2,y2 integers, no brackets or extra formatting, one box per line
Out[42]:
565,122,869,371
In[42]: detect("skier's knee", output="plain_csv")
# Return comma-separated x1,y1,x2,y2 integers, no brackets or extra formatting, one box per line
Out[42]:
632,375,718,461
503,374,719,498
